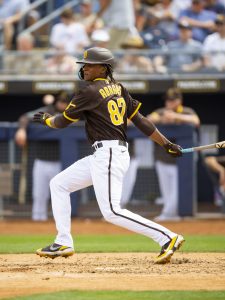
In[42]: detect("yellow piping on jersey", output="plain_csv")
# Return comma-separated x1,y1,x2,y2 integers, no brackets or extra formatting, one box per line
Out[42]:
94,78,109,84
63,111,79,122
129,103,142,120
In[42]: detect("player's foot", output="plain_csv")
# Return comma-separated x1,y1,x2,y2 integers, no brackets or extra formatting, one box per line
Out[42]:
36,243,74,259
155,234,185,264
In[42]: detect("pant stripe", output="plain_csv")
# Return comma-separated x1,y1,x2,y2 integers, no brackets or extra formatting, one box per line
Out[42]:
108,148,171,240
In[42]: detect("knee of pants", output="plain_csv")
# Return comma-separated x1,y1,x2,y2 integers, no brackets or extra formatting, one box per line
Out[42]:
102,207,121,224
50,174,65,192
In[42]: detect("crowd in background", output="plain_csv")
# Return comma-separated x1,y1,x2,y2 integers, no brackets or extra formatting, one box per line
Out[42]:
0,0,225,74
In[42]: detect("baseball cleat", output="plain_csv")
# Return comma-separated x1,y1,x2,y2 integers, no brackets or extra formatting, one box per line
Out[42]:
155,234,185,264
36,243,74,259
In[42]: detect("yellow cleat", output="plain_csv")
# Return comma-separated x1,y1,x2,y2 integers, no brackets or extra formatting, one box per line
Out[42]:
155,235,185,264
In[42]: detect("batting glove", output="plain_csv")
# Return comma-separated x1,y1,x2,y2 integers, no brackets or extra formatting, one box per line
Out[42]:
33,112,52,125
163,142,183,157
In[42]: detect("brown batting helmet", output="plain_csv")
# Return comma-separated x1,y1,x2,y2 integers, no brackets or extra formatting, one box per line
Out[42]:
76,47,114,67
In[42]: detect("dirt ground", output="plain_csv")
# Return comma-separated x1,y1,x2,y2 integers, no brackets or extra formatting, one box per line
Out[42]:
0,219,225,299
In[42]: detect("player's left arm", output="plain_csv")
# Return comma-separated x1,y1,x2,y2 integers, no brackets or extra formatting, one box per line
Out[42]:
132,112,182,157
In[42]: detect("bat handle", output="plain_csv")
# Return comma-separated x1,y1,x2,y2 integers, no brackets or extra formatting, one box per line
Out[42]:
181,148,194,153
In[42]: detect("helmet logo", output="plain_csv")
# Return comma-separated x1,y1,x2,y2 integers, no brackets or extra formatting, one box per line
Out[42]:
83,50,88,59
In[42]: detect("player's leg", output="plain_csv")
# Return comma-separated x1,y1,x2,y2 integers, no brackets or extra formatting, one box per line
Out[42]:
161,163,178,218
32,159,50,221
36,155,92,258
50,155,93,247
155,161,179,221
120,158,139,207
90,146,183,259
45,161,62,218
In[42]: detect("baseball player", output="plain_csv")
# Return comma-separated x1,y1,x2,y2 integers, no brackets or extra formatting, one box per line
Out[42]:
34,47,184,264
15,91,70,221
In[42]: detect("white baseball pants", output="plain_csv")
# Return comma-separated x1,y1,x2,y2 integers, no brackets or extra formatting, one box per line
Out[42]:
49,141,177,249
32,159,61,221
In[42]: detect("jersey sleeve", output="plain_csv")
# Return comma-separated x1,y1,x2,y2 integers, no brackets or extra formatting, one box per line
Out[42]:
62,88,93,122
121,85,142,120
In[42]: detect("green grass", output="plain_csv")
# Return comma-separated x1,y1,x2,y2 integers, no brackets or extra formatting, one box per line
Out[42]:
6,290,225,300
0,234,225,253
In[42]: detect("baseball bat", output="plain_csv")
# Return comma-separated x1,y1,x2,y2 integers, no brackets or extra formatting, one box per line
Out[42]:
18,145,28,204
181,141,225,153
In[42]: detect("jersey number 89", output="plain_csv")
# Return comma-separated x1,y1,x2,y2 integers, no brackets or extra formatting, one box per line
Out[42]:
107,97,126,126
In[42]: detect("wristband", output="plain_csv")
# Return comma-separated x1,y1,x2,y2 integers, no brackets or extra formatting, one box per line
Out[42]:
45,118,54,128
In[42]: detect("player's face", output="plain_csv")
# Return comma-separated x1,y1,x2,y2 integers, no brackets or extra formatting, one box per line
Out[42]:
83,64,106,81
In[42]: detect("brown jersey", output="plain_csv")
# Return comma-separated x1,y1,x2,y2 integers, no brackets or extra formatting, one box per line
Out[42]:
63,78,141,144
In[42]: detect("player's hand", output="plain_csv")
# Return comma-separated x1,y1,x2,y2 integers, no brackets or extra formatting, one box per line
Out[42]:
33,112,52,125
163,142,183,157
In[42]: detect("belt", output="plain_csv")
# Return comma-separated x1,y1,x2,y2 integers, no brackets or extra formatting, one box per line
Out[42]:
92,140,127,152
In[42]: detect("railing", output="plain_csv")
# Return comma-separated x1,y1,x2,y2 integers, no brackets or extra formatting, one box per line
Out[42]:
21,0,81,36
0,49,225,77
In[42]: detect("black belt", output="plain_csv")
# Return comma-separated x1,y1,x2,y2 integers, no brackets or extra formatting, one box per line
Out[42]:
92,140,127,152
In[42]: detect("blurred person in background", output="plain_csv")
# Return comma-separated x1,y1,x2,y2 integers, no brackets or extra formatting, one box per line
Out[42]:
117,35,154,74
139,11,169,49
147,87,200,221
154,21,203,74
203,14,225,72
45,46,78,75
0,0,29,50
4,32,44,74
14,91,70,221
94,0,138,49
204,154,225,207
179,0,216,43
147,0,179,41
204,0,225,14
120,140,139,208
75,0,104,37
90,28,110,48
50,8,90,55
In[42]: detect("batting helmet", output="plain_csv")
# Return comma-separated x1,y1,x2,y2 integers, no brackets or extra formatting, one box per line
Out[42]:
76,47,114,67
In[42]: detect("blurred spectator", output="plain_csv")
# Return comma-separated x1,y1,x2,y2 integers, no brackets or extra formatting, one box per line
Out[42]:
179,0,216,43
95,0,138,49
147,87,200,221
45,47,78,75
204,0,225,14
140,13,169,49
147,0,179,41
134,0,148,32
170,0,192,17
4,32,44,74
0,0,29,50
50,8,90,55
120,140,139,208
154,21,203,73
75,0,104,37
90,28,110,47
205,154,225,207
15,91,70,221
117,35,154,73
203,14,225,71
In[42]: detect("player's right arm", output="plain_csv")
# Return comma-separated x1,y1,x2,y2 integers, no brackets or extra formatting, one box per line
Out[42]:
33,90,89,128
132,112,183,157
33,112,73,129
